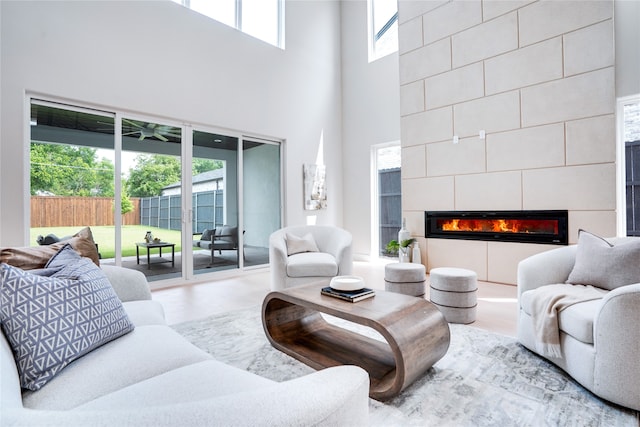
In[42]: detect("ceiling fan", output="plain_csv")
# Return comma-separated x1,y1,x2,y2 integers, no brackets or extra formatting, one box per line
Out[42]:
122,119,181,142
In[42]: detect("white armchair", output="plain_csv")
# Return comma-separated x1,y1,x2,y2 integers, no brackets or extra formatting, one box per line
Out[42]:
269,225,352,291
517,235,640,411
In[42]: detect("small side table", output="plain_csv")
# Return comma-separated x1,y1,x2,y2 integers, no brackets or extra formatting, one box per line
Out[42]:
136,242,175,270
429,267,477,324
384,263,427,296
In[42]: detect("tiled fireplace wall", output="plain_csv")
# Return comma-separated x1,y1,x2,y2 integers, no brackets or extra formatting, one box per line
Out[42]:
397,0,615,284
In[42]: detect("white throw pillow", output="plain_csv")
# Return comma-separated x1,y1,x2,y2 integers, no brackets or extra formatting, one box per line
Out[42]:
566,229,640,290
286,232,319,256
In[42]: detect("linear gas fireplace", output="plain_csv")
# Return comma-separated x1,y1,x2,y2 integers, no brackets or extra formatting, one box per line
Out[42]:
425,210,568,245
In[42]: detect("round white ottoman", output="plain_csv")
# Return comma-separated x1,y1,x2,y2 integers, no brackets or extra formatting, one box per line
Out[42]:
429,267,477,324
384,263,426,296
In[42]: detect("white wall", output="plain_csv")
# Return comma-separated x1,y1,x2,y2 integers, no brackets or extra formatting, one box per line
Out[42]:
615,0,640,97
340,0,401,259
0,0,344,245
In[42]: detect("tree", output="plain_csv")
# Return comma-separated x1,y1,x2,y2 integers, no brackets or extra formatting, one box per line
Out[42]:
126,154,181,197
193,158,223,175
30,143,114,196
118,185,135,225
94,157,115,197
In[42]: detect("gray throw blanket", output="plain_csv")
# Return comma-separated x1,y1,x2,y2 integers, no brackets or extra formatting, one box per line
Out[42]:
528,284,606,358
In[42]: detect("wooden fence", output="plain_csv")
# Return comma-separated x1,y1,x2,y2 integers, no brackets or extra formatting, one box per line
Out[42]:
31,196,141,228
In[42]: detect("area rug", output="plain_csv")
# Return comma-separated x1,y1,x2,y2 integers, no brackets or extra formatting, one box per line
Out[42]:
171,307,639,426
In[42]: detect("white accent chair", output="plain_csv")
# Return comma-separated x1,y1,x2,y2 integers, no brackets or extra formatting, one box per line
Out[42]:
269,225,353,291
517,236,640,411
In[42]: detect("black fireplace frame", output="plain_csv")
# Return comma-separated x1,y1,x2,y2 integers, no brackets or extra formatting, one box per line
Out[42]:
425,210,569,245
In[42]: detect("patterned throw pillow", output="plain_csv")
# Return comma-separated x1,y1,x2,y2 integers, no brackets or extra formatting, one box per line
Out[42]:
0,245,134,391
45,242,85,269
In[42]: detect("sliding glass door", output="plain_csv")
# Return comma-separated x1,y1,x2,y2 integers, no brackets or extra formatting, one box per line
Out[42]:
29,99,281,283
192,130,239,274
242,138,281,267
121,117,183,280
29,101,117,261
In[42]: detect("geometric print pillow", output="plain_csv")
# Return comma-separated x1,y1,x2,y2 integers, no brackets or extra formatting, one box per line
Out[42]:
0,246,134,391
45,241,85,269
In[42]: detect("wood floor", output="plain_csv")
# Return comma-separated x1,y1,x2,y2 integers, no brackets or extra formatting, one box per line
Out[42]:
152,260,519,337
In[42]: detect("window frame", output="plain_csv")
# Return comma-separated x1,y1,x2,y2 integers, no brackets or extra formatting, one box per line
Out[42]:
370,141,401,258
617,94,640,236
368,0,399,62
174,0,285,49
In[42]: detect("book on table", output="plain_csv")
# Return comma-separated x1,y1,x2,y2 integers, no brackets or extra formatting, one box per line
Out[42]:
321,286,375,303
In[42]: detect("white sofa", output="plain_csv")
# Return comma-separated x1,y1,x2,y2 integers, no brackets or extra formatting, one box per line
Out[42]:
269,225,353,291
1,265,370,426
517,236,640,411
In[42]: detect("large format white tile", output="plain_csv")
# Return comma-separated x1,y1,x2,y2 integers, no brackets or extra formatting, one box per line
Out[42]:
398,0,447,24
403,176,455,211
451,12,518,68
565,115,615,166
488,242,556,285
454,91,521,137
483,0,534,21
518,0,612,47
567,210,617,244
486,123,565,172
398,16,423,55
426,238,488,281
400,80,425,116
563,20,614,77
520,68,615,127
401,107,452,146
426,137,485,177
484,37,562,95
423,0,482,44
403,210,426,238
455,171,523,211
397,0,616,289
402,144,426,178
425,62,484,109
399,38,451,84
522,164,616,211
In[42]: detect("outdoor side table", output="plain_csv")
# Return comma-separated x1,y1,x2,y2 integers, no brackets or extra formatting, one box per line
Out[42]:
135,242,175,270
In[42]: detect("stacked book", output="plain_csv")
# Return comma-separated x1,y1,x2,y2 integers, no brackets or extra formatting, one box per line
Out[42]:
321,286,375,303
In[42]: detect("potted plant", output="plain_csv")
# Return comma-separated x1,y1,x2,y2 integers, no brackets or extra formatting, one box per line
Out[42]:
399,238,416,262
386,238,415,262
385,239,400,256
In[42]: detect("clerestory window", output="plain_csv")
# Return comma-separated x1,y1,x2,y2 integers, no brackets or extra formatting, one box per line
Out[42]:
173,0,284,48
368,0,398,62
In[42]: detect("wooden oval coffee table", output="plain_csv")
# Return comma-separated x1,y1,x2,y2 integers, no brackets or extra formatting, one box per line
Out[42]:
262,283,450,400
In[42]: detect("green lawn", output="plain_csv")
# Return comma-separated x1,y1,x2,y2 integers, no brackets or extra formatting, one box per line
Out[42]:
30,226,183,259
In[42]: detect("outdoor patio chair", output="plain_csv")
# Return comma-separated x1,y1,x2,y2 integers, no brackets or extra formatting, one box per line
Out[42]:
193,226,244,265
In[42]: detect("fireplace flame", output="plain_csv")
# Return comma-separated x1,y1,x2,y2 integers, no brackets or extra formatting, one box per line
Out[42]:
439,218,558,234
